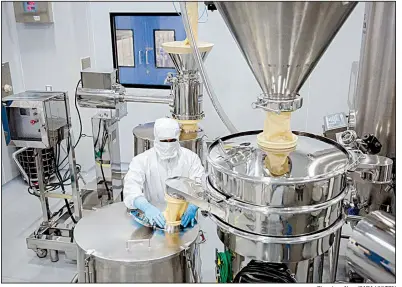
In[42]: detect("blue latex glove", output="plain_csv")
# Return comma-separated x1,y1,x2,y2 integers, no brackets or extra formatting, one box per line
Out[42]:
181,204,198,228
134,197,166,228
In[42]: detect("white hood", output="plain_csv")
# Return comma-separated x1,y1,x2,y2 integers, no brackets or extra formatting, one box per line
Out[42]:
153,118,181,160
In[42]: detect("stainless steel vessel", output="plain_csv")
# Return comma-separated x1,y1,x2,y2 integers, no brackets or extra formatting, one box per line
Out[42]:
354,2,395,159
74,202,201,283
346,211,395,283
132,121,205,160
169,72,204,121
166,51,211,122
349,2,396,217
166,130,357,282
216,1,357,112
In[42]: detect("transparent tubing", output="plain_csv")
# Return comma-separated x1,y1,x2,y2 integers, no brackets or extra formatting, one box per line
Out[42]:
180,2,238,134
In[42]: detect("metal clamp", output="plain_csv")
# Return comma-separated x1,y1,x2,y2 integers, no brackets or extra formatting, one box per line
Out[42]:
339,130,358,147
347,149,365,172
184,248,199,283
84,250,95,283
112,83,126,95
252,94,303,113
165,73,177,85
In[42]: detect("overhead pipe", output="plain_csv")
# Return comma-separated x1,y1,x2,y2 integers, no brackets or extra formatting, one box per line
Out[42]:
180,2,238,134
77,88,172,109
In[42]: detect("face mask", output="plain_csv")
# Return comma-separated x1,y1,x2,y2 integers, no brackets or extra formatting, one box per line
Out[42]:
154,141,180,160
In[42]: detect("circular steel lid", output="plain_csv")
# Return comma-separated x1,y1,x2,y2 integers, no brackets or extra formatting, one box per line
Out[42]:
132,122,204,142
207,130,352,184
74,203,199,263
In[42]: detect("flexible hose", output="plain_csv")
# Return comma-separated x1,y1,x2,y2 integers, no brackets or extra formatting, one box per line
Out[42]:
216,251,233,283
71,273,78,283
180,2,238,134
233,261,296,283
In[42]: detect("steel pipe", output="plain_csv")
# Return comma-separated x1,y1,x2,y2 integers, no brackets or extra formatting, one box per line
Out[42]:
346,211,395,283
77,88,122,109
77,87,172,109
122,93,172,105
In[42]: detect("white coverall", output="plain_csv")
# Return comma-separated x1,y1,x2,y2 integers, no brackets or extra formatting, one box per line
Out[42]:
123,118,205,210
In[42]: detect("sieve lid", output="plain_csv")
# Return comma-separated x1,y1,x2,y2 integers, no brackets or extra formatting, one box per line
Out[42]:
74,203,199,263
207,130,353,184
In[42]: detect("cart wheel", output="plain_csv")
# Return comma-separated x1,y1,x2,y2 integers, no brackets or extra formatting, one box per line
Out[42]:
36,249,47,258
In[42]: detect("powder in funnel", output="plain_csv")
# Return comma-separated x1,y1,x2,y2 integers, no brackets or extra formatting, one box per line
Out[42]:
163,194,188,224
257,112,297,176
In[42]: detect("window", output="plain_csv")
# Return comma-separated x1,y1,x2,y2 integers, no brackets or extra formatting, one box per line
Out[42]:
154,30,175,68
110,13,186,89
116,30,134,67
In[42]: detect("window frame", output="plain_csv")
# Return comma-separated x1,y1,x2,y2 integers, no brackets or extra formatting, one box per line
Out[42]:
110,12,181,90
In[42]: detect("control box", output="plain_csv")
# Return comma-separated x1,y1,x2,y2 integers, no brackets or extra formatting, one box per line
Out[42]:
81,68,117,90
14,2,54,24
323,112,348,141
2,91,69,148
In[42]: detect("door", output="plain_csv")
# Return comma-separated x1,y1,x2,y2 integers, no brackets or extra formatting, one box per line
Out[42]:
112,13,186,89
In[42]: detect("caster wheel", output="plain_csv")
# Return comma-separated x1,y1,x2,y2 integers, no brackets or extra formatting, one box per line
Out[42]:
348,270,364,283
36,249,47,258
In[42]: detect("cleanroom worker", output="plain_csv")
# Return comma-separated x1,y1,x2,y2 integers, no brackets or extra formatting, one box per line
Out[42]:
123,118,204,228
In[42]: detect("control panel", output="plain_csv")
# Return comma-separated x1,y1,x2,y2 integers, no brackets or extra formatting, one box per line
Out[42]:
2,91,68,148
323,112,348,141
324,113,347,131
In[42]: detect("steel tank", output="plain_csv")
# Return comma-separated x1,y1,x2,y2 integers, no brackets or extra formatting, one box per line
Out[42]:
351,2,395,216
132,121,205,161
74,203,201,283
346,211,395,283
166,130,358,282
354,2,395,158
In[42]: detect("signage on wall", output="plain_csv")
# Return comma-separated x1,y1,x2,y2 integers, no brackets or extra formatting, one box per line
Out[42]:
23,2,37,13
13,1,53,23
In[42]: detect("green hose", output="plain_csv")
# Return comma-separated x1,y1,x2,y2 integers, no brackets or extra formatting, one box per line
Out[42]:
217,251,233,283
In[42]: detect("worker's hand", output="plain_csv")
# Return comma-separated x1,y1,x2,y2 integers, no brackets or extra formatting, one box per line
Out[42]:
181,204,198,228
134,196,166,228
143,205,166,228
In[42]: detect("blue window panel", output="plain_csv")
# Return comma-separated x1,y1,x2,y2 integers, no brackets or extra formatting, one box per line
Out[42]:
112,13,186,89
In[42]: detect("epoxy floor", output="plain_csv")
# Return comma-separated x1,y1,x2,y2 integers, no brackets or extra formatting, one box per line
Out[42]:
1,175,350,283
1,177,77,283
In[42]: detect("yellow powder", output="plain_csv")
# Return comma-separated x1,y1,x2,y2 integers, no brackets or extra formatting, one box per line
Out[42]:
257,111,297,176
165,232,182,247
261,111,294,142
163,194,188,224
177,119,200,134
183,2,199,45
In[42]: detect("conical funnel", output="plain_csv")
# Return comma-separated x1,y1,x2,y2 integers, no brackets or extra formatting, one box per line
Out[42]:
216,2,357,99
162,41,214,73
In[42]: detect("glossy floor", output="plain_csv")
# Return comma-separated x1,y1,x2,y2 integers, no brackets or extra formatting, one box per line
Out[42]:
1,176,350,283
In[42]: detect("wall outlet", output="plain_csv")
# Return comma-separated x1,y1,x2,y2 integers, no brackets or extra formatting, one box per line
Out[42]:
81,57,91,70
2,62,13,98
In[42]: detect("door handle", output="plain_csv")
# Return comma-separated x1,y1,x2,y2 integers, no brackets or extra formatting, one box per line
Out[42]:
138,50,143,65
145,48,153,65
